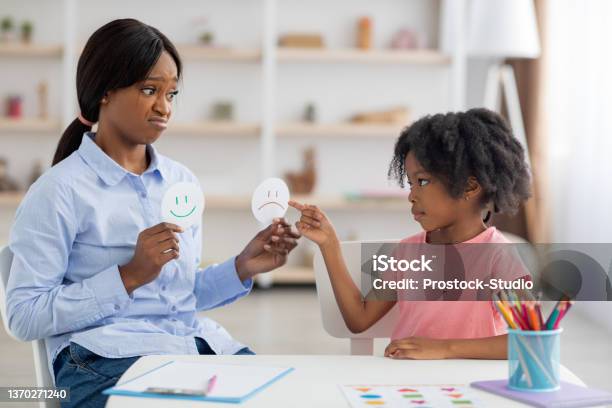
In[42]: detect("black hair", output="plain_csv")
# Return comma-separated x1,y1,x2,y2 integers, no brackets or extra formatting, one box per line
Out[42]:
388,108,532,216
52,18,182,165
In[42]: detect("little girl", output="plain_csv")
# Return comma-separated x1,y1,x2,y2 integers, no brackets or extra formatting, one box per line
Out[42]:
290,108,532,360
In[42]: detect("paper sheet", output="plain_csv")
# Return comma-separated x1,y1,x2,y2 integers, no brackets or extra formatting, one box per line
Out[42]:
341,385,482,407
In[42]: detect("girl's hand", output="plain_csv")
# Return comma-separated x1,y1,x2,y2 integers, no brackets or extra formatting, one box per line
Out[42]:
288,200,338,248
384,337,451,360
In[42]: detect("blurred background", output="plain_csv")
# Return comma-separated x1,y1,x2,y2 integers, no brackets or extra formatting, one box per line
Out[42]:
1,0,611,399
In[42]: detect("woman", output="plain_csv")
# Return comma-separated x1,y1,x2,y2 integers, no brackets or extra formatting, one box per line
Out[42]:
6,19,299,407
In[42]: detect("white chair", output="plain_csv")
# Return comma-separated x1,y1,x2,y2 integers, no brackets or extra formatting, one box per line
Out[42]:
313,240,400,355
0,246,59,408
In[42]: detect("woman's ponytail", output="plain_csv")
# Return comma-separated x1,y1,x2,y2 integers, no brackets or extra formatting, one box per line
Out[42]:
52,119,91,165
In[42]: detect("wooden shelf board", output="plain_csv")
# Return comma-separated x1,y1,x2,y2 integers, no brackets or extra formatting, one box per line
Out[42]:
0,192,23,206
0,43,63,58
291,194,409,211
0,193,408,211
0,119,259,136
0,119,406,138
270,266,314,284
277,47,450,64
0,118,61,133
205,195,251,210
205,194,409,211
169,121,260,136
177,45,261,62
277,122,407,138
170,122,407,137
0,193,251,210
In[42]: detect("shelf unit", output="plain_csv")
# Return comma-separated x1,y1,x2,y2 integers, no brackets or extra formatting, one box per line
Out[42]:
0,0,468,285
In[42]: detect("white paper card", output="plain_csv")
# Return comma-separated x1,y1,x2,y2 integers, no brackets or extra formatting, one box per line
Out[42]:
161,182,205,229
251,177,290,225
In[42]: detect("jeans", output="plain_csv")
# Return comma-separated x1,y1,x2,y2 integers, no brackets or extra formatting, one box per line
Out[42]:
53,339,255,408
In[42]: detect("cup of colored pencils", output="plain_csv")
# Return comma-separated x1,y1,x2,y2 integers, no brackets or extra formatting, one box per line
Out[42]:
493,290,574,392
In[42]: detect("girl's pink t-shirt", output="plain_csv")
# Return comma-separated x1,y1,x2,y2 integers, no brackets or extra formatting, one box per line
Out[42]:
391,227,528,340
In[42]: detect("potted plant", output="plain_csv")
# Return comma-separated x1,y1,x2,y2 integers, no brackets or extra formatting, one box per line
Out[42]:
1,16,15,42
199,32,214,46
20,20,33,43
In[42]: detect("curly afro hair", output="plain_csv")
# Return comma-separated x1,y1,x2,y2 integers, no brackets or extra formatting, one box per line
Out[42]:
388,108,531,215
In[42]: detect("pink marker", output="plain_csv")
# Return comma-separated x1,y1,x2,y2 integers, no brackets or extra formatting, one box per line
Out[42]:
206,375,217,395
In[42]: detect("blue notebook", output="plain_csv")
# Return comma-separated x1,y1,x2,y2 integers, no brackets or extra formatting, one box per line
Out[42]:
103,360,294,403
471,379,612,408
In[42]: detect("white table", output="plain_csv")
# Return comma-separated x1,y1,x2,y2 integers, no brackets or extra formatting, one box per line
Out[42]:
106,355,586,407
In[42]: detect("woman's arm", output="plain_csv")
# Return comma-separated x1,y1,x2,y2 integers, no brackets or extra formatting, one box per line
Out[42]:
191,216,253,311
6,178,132,341
192,218,300,311
290,201,395,333
385,334,508,359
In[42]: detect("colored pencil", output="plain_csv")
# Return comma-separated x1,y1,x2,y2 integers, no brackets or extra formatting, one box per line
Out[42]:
526,302,541,331
553,300,574,330
509,305,529,330
545,301,562,330
493,294,518,329
495,292,572,332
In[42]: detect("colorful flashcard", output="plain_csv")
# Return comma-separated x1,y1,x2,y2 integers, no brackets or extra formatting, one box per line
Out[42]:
341,385,481,408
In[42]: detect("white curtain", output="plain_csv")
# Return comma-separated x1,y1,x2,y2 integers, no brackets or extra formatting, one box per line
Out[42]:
546,0,612,243
546,0,612,330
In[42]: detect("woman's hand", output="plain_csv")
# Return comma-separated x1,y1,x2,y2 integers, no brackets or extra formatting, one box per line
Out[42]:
235,218,301,281
119,222,184,294
384,337,452,360
289,200,338,249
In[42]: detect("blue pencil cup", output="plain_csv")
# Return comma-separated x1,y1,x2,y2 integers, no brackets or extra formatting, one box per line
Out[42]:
508,328,562,392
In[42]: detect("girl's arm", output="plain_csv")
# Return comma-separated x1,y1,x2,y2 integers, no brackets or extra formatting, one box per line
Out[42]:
289,201,395,333
385,334,508,359
320,239,396,333
448,334,507,359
